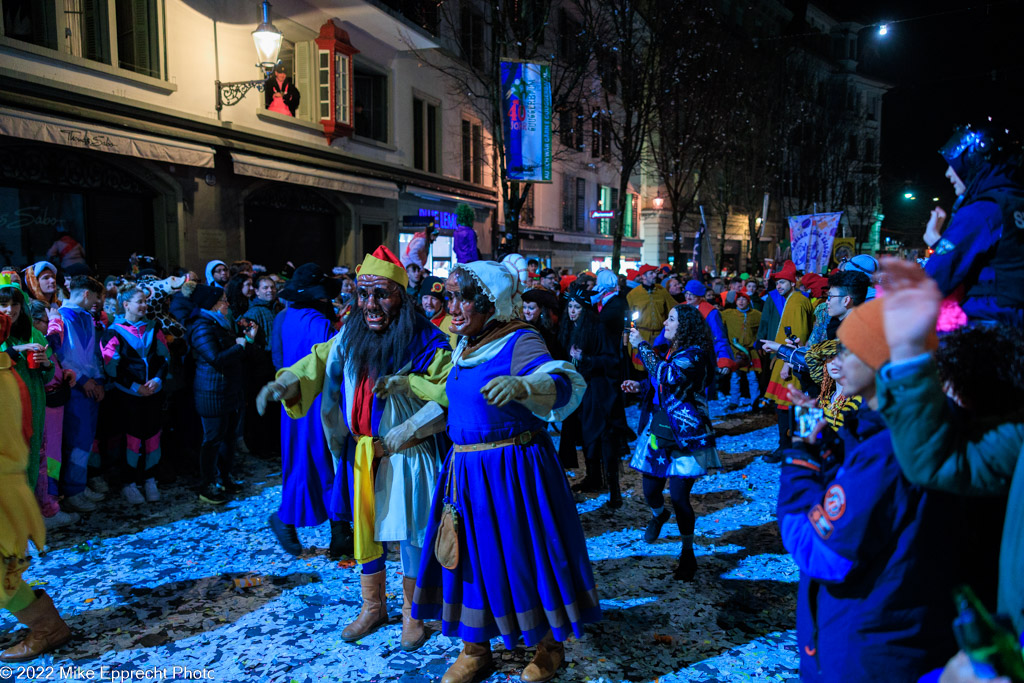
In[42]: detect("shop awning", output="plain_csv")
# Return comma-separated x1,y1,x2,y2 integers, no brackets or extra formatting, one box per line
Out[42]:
0,106,215,168
231,152,398,200
405,186,498,209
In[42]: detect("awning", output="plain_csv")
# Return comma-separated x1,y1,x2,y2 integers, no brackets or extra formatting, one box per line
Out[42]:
0,106,215,168
231,152,398,200
405,186,497,209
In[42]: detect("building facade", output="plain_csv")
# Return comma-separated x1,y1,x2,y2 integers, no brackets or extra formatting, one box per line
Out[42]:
0,0,499,277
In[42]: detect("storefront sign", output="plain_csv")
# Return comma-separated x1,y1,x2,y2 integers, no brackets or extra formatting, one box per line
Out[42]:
500,61,552,183
417,209,456,232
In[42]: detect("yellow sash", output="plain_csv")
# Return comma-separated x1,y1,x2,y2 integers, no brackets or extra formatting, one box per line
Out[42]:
353,436,383,564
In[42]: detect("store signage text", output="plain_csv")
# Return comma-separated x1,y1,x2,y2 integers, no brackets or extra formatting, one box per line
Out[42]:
418,208,457,231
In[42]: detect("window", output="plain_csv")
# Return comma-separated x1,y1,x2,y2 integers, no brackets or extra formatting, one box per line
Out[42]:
1,0,162,78
316,48,331,120
562,174,574,231
865,137,875,163
461,119,483,184
521,186,534,226
413,97,439,173
598,185,612,234
597,47,617,96
591,112,613,160
847,133,858,160
623,193,636,237
610,187,619,234
575,178,586,231
558,108,585,152
354,63,388,142
114,0,158,77
558,9,581,66
459,5,484,69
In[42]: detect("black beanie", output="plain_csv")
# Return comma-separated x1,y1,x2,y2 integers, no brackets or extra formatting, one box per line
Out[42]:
191,284,223,311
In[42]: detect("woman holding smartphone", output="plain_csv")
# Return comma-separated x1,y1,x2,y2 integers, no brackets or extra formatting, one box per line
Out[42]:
624,304,720,581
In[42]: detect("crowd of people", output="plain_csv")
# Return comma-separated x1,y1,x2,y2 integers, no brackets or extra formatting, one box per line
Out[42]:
1,122,1023,682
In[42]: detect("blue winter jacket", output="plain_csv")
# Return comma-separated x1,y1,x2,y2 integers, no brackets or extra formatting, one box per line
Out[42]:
925,162,1024,326
777,406,959,682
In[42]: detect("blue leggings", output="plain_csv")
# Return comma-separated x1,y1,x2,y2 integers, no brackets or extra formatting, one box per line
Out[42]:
361,541,423,578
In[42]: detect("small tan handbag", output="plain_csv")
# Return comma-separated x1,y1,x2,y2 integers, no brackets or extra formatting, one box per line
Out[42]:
434,464,461,570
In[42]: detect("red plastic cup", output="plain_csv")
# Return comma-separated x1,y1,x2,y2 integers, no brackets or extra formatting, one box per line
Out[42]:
26,352,39,370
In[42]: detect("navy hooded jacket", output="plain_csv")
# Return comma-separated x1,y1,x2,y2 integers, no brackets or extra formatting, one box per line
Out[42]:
777,406,959,681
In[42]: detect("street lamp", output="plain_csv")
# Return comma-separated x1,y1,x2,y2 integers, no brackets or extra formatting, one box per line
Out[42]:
652,191,665,210
215,2,283,111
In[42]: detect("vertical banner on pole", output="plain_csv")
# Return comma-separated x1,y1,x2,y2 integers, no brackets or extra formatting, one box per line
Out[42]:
788,212,843,274
501,61,552,183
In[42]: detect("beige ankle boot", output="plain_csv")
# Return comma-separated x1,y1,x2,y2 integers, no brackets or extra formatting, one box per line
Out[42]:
520,631,565,683
441,640,492,683
0,590,72,662
400,576,428,651
341,570,388,642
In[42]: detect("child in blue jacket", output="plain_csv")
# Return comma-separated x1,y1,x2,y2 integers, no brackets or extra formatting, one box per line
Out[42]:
776,298,960,681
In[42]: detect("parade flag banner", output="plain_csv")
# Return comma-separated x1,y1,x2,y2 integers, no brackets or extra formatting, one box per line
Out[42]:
501,61,552,182
788,212,843,274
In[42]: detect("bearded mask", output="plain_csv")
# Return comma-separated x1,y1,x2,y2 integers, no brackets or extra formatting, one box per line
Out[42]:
356,274,403,332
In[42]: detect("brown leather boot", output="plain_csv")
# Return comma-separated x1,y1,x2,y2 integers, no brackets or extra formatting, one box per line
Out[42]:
1,590,72,662
520,631,565,683
341,571,388,642
441,641,493,683
400,576,428,651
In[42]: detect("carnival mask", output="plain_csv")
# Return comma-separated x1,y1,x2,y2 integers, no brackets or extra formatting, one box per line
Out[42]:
356,274,402,332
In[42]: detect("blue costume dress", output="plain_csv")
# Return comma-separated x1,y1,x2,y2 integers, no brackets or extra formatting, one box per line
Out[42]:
271,305,337,527
413,326,601,648
629,342,720,478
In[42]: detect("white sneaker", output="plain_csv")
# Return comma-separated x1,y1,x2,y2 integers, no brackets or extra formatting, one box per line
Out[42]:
121,483,145,505
81,487,105,502
88,476,110,494
43,509,80,530
64,491,97,512
143,478,160,502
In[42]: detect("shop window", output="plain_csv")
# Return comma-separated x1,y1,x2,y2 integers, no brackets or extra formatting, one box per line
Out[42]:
399,231,455,275
354,62,388,143
413,96,439,173
1,0,163,79
598,185,612,234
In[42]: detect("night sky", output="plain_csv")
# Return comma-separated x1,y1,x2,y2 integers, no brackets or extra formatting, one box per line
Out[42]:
815,0,1024,242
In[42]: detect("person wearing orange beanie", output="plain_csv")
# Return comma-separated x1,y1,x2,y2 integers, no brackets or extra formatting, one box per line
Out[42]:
776,297,954,681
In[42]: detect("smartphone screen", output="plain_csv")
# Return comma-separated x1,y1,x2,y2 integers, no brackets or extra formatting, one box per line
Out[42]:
795,405,825,437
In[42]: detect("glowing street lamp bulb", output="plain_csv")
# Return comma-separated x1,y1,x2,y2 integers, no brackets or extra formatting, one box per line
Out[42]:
878,24,889,36
932,197,940,202
903,192,914,199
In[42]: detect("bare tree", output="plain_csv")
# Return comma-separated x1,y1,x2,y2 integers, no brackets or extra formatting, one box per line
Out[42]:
409,0,593,257
574,0,660,271
647,3,737,271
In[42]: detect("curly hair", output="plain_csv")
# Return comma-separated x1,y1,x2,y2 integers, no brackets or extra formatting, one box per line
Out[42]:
669,304,716,387
936,324,1024,416
452,269,496,319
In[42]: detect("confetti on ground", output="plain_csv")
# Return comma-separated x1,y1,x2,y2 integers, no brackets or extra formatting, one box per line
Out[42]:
0,401,797,682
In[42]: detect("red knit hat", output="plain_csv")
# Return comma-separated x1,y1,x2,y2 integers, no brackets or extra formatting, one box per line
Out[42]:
801,273,830,299
357,245,408,288
772,260,798,283
637,264,658,277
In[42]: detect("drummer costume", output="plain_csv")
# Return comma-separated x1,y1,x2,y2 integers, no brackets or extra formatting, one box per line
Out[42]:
412,261,600,683
278,246,452,649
